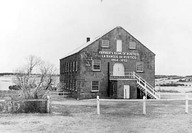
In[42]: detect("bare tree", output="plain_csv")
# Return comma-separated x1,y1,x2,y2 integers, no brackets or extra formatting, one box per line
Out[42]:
14,55,57,99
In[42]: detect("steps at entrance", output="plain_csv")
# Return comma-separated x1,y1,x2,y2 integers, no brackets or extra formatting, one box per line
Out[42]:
133,72,160,99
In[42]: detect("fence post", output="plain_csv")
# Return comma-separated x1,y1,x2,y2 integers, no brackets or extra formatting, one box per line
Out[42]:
47,95,51,113
97,96,100,115
185,94,189,114
143,96,146,115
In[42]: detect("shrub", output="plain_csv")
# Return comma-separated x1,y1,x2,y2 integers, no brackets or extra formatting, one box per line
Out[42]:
9,85,20,90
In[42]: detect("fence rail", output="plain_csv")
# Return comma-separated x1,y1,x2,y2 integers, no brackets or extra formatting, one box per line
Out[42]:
96,95,191,115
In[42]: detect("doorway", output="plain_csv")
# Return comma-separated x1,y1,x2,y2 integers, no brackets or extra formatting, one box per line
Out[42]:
113,63,125,76
124,85,130,99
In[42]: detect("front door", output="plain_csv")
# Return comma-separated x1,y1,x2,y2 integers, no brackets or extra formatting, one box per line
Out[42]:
124,85,130,99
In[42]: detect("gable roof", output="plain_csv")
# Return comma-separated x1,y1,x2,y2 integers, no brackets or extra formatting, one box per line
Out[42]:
60,26,155,60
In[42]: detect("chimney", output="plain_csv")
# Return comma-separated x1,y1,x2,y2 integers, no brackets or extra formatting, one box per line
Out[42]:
86,37,90,42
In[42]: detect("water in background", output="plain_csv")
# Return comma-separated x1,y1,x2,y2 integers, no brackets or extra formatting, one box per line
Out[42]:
0,75,60,90
0,76,15,90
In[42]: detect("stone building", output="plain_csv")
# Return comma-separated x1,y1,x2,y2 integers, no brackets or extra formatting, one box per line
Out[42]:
60,26,159,99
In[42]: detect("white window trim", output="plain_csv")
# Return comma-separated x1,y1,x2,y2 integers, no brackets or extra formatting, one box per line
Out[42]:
101,40,109,48
91,81,99,92
92,60,101,71
116,40,122,52
129,41,137,50
75,61,78,71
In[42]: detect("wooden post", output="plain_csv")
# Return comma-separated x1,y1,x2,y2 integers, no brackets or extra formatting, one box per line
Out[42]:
97,96,100,115
185,94,188,114
145,90,147,99
47,95,51,113
143,96,146,115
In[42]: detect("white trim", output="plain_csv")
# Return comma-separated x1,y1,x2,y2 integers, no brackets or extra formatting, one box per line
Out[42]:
101,40,109,48
91,81,100,92
129,41,137,49
92,60,101,71
116,40,122,52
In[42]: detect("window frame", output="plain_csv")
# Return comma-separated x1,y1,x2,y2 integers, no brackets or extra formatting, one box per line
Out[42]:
129,41,137,50
92,60,101,71
116,40,122,52
136,62,144,72
101,40,110,48
75,61,78,71
91,81,99,92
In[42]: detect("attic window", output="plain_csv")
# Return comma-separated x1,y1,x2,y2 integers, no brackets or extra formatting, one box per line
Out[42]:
129,41,137,49
116,40,122,52
101,40,109,48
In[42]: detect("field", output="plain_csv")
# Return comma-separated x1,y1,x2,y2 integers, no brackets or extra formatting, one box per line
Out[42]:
1,98,192,133
1,76,192,132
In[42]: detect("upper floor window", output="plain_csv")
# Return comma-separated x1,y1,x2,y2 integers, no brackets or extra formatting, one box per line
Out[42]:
69,62,71,72
92,81,99,92
67,63,69,72
101,40,109,48
73,61,75,72
64,63,67,72
116,40,122,52
75,61,78,71
129,41,137,49
92,60,101,71
136,62,144,72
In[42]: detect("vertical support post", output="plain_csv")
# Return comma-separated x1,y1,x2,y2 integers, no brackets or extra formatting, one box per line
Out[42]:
185,94,189,114
107,62,110,97
97,96,100,115
47,95,51,113
143,96,146,115
145,90,147,99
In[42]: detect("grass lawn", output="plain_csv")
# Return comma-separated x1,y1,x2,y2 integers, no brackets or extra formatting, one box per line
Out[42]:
1,99,192,133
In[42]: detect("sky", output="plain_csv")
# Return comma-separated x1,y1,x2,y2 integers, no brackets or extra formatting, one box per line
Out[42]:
1,0,192,76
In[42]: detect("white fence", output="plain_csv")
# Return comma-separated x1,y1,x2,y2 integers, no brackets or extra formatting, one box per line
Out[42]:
96,94,191,115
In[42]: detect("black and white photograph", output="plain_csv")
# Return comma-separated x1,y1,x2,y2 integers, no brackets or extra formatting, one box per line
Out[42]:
1,0,192,132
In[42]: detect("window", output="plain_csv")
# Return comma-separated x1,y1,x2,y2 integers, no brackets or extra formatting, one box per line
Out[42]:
92,60,101,71
72,61,74,72
73,80,76,91
92,81,99,92
129,41,136,49
116,40,122,52
76,61,78,71
65,63,67,72
66,80,69,89
69,62,73,72
67,63,69,72
101,40,109,48
71,80,73,90
74,61,76,71
136,62,144,72
68,80,70,90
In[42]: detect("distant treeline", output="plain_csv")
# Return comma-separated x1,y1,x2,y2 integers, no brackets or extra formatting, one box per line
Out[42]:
0,73,15,76
0,73,59,76
155,75,184,79
159,83,185,87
